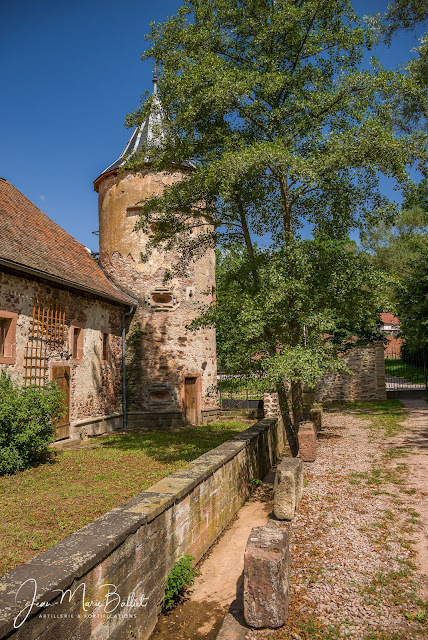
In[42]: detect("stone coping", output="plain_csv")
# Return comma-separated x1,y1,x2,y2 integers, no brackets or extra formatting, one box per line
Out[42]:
0,418,277,638
71,413,123,428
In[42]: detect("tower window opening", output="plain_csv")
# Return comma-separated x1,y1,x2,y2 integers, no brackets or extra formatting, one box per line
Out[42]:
102,332,110,362
152,293,172,304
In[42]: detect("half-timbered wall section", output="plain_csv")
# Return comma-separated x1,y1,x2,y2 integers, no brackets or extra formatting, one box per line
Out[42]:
0,269,124,439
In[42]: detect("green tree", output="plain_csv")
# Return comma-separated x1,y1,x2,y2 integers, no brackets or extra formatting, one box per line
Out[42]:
125,0,427,436
380,0,428,43
361,178,428,305
396,237,428,353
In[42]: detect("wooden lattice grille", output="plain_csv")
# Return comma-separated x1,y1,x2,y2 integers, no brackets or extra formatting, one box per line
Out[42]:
24,296,66,387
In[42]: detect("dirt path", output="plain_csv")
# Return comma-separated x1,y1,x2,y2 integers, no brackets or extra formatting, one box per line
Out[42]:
248,400,428,640
150,401,428,640
150,480,275,640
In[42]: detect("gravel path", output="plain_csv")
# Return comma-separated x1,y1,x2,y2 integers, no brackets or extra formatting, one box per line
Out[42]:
248,403,428,640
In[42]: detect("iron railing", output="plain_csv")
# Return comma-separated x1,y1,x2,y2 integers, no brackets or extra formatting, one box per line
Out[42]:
217,373,274,410
385,348,428,392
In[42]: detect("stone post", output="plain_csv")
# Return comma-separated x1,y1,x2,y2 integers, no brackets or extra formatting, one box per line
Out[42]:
244,526,290,628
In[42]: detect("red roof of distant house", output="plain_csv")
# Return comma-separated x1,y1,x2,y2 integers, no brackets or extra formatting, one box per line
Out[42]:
0,179,134,305
380,313,400,325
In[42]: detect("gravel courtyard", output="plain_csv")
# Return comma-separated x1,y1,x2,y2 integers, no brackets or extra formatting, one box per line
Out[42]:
250,399,428,640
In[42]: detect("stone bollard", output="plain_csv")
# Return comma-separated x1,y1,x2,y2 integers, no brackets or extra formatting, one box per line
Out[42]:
298,421,317,462
310,403,323,434
244,526,290,628
273,458,304,520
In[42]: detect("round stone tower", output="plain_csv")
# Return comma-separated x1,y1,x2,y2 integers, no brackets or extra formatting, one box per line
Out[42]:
94,78,217,427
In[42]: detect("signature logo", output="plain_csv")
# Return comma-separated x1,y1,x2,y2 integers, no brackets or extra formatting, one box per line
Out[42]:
14,579,149,629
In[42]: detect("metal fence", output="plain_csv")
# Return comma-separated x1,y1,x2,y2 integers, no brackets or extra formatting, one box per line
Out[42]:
217,373,273,411
385,348,428,392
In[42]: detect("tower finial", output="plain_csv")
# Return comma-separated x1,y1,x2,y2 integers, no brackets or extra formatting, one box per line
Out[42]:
153,65,158,95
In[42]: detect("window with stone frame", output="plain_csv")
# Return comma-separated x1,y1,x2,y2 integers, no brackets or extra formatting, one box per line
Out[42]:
101,330,110,363
0,311,18,364
146,288,178,311
69,322,84,363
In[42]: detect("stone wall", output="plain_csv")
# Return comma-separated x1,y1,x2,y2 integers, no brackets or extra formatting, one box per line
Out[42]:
0,417,286,640
263,392,280,418
263,343,386,415
0,269,124,437
315,343,386,404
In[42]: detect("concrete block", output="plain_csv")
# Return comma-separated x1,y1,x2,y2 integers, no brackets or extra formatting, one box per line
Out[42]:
273,458,304,520
298,422,316,462
244,526,290,628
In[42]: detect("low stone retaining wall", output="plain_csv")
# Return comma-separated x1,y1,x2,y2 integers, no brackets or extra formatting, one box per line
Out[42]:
0,418,286,640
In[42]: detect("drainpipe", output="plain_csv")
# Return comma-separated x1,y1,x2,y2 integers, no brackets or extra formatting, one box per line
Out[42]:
122,305,136,429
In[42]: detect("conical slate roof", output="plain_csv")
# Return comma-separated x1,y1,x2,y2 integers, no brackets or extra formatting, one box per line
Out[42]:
94,77,195,188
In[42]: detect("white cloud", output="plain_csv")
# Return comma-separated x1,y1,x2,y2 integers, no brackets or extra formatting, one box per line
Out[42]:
39,194,46,201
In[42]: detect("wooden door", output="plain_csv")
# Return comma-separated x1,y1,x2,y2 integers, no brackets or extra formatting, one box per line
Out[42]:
184,377,197,424
51,365,70,440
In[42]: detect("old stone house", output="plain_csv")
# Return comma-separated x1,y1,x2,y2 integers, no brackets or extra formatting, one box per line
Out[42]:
0,78,218,438
0,177,134,439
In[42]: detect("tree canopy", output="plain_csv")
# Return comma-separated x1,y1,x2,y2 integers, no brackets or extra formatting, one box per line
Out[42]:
362,178,428,353
125,0,427,430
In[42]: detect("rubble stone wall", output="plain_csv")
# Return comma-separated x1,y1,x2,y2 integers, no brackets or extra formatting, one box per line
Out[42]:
0,269,124,437
315,343,386,404
263,343,386,416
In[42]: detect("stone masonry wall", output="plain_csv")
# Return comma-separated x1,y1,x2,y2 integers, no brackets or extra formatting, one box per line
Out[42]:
0,269,124,437
315,343,386,404
0,417,286,640
263,343,386,416
97,170,217,421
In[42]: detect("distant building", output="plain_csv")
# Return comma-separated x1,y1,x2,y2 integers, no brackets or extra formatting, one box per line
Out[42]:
379,313,400,335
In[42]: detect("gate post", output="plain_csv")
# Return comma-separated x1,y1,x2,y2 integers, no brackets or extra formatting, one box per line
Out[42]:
375,342,387,400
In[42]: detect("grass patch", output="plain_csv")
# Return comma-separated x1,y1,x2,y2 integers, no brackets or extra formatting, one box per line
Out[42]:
385,359,427,385
350,464,407,488
0,419,251,575
328,400,406,436
264,614,407,639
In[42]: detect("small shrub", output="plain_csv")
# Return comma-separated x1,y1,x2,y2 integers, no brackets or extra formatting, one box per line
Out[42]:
0,372,64,475
163,555,198,612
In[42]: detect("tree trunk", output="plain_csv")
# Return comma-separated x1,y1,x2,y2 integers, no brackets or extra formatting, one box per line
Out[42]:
276,380,298,456
291,379,304,429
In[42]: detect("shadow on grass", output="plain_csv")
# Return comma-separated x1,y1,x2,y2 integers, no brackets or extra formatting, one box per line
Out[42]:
94,421,249,464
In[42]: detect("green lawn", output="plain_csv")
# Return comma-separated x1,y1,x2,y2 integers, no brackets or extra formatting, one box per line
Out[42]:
0,419,251,576
385,358,427,385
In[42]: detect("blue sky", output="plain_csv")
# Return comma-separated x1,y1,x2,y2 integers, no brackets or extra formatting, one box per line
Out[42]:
1,0,425,252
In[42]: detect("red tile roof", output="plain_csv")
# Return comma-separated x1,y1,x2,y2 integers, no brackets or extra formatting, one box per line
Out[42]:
0,179,134,305
380,313,400,325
